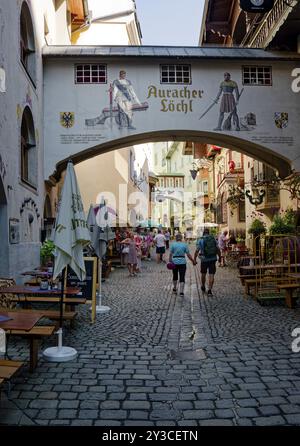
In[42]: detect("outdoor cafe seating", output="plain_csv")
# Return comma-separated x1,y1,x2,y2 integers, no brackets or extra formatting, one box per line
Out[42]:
238,234,300,308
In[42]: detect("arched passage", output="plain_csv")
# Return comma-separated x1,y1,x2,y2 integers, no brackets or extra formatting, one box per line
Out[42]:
51,130,292,181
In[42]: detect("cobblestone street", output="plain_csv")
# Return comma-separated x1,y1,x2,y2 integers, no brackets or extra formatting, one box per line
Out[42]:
1,256,300,426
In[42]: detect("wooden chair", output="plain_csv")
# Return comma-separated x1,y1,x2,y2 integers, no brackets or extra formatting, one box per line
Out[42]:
0,359,24,397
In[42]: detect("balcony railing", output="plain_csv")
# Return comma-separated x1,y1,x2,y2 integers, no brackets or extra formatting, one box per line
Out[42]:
241,0,297,48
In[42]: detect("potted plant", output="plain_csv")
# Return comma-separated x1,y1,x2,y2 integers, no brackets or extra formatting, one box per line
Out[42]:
40,239,55,267
269,210,298,264
248,219,266,237
236,233,246,249
248,219,266,257
269,212,296,235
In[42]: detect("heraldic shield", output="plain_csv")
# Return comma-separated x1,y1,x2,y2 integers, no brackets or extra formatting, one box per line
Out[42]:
60,112,75,128
274,112,288,129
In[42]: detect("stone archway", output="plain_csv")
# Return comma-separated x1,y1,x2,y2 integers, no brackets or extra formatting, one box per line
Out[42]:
51,130,293,182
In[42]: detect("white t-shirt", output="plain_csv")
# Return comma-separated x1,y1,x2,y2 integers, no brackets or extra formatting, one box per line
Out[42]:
154,234,166,248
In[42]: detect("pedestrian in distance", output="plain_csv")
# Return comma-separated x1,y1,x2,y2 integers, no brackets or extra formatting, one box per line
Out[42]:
134,232,143,273
194,228,221,296
169,233,196,296
218,230,229,267
121,232,138,277
154,229,166,263
164,228,171,250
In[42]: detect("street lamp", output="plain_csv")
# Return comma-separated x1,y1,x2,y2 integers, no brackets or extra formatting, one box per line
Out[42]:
190,157,214,180
245,187,266,205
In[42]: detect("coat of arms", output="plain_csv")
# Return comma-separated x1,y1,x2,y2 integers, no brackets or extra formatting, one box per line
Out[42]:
60,112,75,128
274,112,288,129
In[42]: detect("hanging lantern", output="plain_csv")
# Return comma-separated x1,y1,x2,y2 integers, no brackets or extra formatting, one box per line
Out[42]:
190,168,198,180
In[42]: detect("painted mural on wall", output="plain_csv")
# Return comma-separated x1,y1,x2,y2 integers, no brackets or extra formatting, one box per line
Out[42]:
200,72,250,132
85,70,149,130
44,59,300,178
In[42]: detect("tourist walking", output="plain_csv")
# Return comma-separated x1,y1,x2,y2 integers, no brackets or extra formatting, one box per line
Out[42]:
144,229,153,261
218,230,229,266
169,233,195,296
134,231,143,273
154,229,166,263
194,228,221,295
164,229,171,250
121,232,138,277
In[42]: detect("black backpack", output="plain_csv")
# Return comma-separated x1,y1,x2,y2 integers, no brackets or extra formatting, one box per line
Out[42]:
203,235,217,258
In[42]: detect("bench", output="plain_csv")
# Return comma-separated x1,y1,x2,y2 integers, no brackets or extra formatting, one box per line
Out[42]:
238,275,255,286
0,359,24,396
244,277,292,298
7,326,55,372
277,283,300,309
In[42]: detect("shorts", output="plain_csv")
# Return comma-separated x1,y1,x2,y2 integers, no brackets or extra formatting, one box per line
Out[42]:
156,246,166,254
201,260,216,275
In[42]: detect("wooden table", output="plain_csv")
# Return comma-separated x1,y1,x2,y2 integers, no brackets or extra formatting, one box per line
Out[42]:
0,286,85,310
0,311,42,331
0,311,45,371
240,263,300,272
0,286,80,295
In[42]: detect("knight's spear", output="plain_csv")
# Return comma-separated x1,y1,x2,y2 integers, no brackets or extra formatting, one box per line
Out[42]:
199,98,218,120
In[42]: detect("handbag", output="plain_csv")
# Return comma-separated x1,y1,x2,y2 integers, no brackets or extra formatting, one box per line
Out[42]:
122,246,129,254
167,262,176,270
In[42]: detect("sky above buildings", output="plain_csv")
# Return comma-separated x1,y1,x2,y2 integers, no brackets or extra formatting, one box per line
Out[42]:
135,0,205,46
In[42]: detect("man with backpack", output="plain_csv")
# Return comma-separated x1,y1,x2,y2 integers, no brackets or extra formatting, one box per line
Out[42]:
194,228,221,295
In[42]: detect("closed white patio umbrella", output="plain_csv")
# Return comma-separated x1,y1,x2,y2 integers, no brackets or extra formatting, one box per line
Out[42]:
43,161,91,362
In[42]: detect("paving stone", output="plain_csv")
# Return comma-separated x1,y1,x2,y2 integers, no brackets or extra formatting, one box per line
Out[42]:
279,404,300,414
193,400,215,410
236,399,259,408
58,400,80,409
214,409,235,419
99,410,127,419
258,405,281,416
236,408,259,418
183,410,214,420
199,419,234,426
123,401,151,410
78,410,98,419
29,400,58,409
58,410,77,419
71,420,93,426
254,416,286,426
284,414,300,424
215,399,235,409
36,410,58,420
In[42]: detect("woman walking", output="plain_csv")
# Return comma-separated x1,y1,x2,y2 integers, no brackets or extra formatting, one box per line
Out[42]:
121,232,138,277
134,232,143,273
169,233,195,296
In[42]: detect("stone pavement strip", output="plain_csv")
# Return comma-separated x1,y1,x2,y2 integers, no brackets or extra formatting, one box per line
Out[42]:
1,256,300,426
